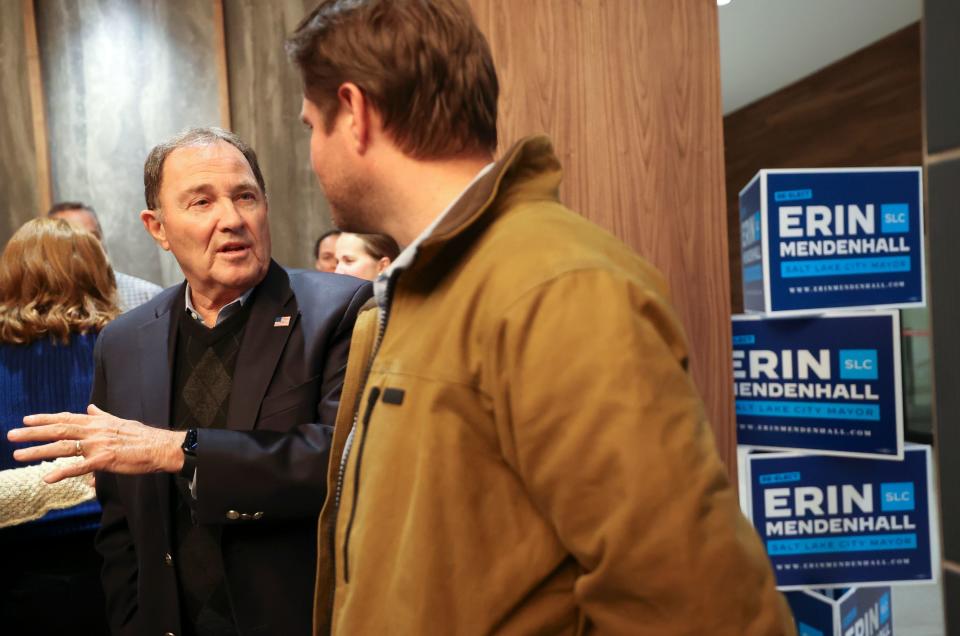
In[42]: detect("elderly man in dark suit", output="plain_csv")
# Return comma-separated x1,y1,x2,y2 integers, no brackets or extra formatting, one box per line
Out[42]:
9,127,371,636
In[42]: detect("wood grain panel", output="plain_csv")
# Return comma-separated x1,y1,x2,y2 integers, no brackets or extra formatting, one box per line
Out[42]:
0,0,42,246
724,24,922,312
23,0,52,215
223,0,333,271
470,0,735,468
213,0,232,131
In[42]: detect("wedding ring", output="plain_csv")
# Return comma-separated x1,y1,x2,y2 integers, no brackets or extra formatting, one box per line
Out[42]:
75,440,84,456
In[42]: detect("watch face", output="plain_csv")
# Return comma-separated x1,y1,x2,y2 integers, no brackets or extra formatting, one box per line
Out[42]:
182,429,199,454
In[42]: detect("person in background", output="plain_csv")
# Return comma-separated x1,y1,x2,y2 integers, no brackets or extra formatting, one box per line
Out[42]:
0,217,118,635
334,232,399,281
48,201,163,312
314,228,341,272
288,0,794,633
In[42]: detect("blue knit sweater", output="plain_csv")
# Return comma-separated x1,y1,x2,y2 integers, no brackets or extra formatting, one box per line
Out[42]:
0,332,100,535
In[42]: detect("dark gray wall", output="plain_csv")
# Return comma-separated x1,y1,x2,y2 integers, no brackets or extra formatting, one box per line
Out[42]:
36,0,223,286
924,0,960,631
3,0,332,278
224,0,334,271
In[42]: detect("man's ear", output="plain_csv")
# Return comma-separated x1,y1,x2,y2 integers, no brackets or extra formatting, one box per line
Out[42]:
337,82,374,154
140,209,170,251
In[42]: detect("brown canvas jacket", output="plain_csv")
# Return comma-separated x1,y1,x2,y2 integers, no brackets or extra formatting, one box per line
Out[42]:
314,136,795,635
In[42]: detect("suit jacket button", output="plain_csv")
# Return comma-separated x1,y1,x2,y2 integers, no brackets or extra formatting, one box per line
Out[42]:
226,510,240,520
163,552,173,567
240,513,252,521
253,511,264,520
164,632,176,636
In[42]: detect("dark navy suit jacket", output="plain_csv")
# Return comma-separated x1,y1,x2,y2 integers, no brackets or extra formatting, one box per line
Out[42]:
93,260,371,636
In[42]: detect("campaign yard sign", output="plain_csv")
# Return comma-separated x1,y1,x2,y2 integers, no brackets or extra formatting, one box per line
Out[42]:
786,587,893,636
743,446,936,589
739,168,924,315
732,311,903,459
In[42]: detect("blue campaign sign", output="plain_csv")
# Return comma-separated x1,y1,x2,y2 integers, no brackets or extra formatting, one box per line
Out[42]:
741,174,767,313
786,590,835,636
733,311,903,459
739,168,924,315
838,587,893,636
744,447,936,589
786,587,894,636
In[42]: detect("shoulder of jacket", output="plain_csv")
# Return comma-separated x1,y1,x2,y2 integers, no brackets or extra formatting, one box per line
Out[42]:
471,202,668,302
287,268,370,304
97,283,176,344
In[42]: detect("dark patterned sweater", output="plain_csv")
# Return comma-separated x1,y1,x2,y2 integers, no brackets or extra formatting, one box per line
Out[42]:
170,301,251,636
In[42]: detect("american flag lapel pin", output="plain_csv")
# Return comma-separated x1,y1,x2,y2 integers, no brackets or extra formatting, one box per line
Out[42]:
273,315,291,328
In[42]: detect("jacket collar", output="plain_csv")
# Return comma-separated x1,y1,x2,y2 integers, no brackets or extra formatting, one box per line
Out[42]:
403,135,563,276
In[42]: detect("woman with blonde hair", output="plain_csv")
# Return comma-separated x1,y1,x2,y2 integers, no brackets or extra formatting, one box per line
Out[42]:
0,217,119,634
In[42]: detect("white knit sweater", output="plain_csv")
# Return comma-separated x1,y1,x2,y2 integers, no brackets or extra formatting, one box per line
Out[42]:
0,458,95,528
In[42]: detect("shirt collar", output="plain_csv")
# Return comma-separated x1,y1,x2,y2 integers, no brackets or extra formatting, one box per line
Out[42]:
373,162,495,306
184,284,254,327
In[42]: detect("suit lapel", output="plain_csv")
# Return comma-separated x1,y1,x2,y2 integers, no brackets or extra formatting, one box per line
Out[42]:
137,284,182,547
137,289,180,430
226,261,299,431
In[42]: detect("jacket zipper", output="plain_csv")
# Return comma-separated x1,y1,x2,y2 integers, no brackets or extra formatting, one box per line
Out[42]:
341,386,381,583
333,278,392,587
334,303,389,511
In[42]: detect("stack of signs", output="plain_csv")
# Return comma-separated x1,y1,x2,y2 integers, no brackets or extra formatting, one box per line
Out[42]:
786,587,893,636
732,311,903,459
739,168,924,315
734,167,937,623
741,446,936,589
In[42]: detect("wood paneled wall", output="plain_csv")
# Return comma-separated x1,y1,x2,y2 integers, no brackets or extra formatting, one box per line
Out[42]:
223,0,334,271
724,24,922,312
0,1,43,246
469,0,736,468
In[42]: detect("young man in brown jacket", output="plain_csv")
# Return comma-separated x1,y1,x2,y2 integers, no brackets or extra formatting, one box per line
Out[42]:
288,1,795,634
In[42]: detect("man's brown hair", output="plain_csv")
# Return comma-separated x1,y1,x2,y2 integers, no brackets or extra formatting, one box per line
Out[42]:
143,127,267,211
286,0,499,159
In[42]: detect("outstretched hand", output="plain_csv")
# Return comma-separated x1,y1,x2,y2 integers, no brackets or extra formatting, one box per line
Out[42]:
7,405,186,483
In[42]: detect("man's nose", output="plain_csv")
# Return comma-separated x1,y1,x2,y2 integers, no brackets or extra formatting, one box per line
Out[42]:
217,199,245,231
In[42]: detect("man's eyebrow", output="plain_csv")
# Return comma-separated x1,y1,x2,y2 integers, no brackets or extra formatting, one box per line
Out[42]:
176,181,260,202
231,180,261,195
177,184,214,202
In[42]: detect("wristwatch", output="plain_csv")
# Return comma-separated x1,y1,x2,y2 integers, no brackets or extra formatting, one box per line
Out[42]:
179,428,199,478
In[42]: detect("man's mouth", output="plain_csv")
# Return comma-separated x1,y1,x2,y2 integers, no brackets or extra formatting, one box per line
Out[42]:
218,242,251,256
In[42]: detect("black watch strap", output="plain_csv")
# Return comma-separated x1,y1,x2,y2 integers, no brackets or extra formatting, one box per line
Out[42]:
179,428,199,478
